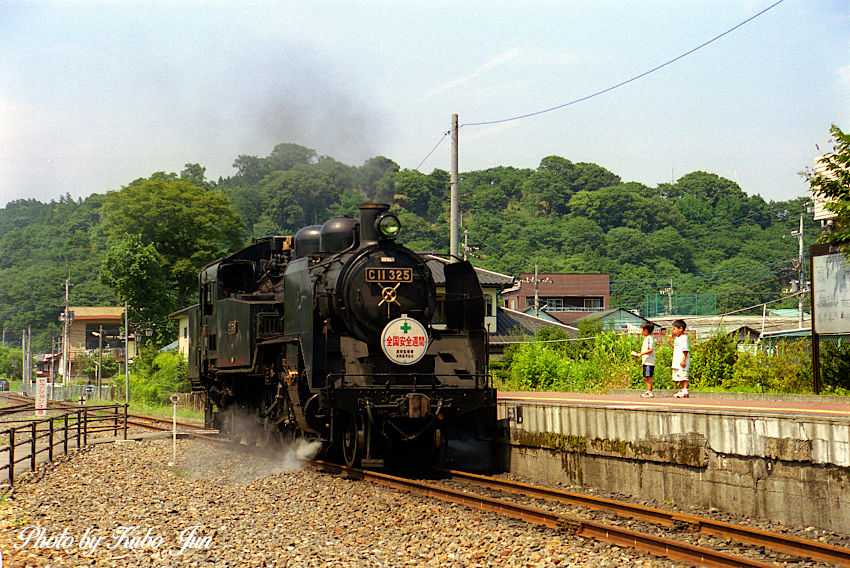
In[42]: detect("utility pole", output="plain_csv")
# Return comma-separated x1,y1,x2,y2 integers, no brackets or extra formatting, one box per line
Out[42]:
660,279,674,316
450,113,459,261
124,302,130,404
97,324,103,393
790,214,806,329
463,229,468,261
49,337,56,382
63,275,71,386
534,264,540,318
27,326,31,384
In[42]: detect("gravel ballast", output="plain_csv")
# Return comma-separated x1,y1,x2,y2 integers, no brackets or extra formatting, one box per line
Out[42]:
0,439,686,567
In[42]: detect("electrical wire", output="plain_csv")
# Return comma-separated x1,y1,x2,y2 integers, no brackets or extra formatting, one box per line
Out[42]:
413,0,785,170
415,131,450,172
498,291,804,345
462,0,785,127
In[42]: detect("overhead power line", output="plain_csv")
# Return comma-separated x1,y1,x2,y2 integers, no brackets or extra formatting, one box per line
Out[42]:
415,131,451,171
462,0,785,128
414,0,785,170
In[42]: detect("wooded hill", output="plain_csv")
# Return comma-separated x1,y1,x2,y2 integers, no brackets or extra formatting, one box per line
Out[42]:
0,142,816,352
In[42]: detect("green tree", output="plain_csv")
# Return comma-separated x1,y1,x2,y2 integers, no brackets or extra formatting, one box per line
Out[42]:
568,183,655,232
521,156,578,215
123,348,189,404
180,163,210,189
0,346,25,381
395,169,449,221
259,164,340,229
232,154,273,183
102,176,243,308
805,124,850,247
269,142,318,171
100,234,174,335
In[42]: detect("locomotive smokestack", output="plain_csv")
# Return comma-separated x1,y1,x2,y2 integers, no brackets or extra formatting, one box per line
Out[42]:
358,202,390,246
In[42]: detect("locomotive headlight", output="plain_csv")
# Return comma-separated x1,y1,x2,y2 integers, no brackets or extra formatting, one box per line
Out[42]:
376,214,401,238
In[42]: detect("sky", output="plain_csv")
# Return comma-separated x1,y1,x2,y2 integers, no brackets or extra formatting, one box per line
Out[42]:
1,1,848,207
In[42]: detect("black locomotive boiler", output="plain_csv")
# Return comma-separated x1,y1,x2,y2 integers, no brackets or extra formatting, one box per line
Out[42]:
187,203,495,467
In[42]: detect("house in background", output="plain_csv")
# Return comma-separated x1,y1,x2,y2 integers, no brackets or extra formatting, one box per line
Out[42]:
502,273,610,326
572,307,664,334
57,306,136,383
169,306,192,358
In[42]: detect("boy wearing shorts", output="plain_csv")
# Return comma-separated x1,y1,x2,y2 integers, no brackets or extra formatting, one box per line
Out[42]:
631,322,656,397
667,319,690,398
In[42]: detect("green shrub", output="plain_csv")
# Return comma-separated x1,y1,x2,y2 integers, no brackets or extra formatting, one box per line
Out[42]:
505,330,645,393
509,342,570,390
820,341,850,392
728,339,812,393
690,332,739,388
117,347,189,405
74,352,122,381
0,346,26,381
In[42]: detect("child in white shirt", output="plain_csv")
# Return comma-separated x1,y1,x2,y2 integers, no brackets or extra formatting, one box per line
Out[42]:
666,319,690,398
631,322,656,397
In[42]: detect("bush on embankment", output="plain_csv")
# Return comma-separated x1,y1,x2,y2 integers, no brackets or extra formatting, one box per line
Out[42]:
114,347,189,405
496,328,850,395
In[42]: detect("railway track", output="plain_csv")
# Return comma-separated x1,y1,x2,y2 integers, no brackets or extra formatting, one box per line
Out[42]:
6,392,847,567
436,468,850,568
312,460,850,568
0,392,206,433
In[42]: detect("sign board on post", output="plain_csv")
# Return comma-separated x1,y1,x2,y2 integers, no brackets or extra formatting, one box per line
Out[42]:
812,250,850,335
35,373,47,417
810,243,850,394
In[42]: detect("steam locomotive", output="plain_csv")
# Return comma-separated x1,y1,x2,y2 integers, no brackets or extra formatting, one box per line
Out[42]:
187,203,495,467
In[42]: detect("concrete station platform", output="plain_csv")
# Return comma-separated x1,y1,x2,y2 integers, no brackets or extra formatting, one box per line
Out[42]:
495,390,850,533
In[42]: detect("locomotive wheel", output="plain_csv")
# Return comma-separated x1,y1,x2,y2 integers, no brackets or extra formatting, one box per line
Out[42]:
341,412,364,468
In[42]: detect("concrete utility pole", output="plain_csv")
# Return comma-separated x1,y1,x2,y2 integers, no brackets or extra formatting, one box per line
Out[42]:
20,327,31,384
125,302,130,404
450,114,459,261
97,324,103,393
50,337,56,382
791,214,806,329
21,331,25,383
63,276,70,386
798,214,805,329
659,279,674,316
27,326,31,384
534,265,540,318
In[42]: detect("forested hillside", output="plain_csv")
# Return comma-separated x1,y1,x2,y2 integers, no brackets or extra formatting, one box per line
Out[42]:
0,142,816,351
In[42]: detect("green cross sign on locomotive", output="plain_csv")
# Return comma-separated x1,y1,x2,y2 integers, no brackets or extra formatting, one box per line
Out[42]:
381,315,428,365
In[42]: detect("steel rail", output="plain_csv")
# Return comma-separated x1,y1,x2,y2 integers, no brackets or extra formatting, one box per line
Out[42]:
1,392,202,431
313,460,774,568
441,468,850,568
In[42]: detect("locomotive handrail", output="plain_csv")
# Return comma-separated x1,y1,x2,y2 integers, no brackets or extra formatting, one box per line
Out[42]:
326,372,493,391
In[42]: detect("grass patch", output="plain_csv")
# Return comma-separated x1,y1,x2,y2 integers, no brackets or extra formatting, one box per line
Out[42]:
84,398,203,422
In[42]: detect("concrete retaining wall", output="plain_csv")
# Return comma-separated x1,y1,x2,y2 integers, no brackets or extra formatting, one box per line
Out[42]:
497,402,850,532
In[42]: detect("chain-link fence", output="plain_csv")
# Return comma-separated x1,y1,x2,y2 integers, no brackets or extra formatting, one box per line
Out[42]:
644,293,717,317
18,382,114,402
